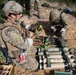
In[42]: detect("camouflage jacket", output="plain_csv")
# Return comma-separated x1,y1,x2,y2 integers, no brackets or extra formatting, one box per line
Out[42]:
0,21,29,51
0,15,37,53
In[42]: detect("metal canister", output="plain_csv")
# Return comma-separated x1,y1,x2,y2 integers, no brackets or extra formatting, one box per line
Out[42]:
48,48,60,51
48,51,62,55
50,58,65,63
47,55,62,58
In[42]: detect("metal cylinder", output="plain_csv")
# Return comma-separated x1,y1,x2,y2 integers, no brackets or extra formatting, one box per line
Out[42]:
46,51,62,55
44,63,66,69
47,55,62,58
50,58,65,63
48,48,60,51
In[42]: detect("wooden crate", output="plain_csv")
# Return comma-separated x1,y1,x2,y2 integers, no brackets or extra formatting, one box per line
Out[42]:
0,65,13,75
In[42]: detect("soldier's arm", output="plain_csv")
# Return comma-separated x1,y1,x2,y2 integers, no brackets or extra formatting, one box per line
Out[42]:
1,26,29,50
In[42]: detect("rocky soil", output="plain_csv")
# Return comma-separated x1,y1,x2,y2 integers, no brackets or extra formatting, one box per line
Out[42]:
66,15,76,48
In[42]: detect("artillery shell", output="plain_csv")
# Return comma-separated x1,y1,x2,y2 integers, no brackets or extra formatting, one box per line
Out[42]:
47,51,62,55
44,63,65,69
50,58,64,63
48,48,60,51
47,55,62,58
45,51,62,55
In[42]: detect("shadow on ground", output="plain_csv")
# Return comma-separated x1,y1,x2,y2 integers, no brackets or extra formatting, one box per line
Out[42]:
31,20,51,35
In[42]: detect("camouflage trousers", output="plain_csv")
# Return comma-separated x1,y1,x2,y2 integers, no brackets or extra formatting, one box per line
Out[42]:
12,46,38,71
20,55,38,71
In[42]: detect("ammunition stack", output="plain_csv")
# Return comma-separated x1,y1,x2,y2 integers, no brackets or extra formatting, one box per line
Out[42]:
37,37,76,74
64,48,76,72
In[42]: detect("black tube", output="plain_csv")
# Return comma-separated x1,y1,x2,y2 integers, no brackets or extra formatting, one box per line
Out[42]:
1,48,12,64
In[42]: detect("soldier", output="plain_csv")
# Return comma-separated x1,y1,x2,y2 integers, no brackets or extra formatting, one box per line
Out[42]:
49,9,68,39
0,1,38,71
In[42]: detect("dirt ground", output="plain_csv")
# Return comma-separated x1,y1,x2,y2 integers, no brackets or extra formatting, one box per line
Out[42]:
14,66,56,75
14,1,76,75
64,14,76,48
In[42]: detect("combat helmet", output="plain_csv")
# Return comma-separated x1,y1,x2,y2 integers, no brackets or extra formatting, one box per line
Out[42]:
49,9,61,23
2,1,23,17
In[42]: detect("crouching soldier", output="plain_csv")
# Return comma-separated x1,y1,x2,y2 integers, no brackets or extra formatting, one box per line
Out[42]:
0,1,38,71
49,8,68,39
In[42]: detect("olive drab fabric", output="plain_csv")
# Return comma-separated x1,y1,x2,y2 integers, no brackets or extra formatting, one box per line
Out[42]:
2,1,23,17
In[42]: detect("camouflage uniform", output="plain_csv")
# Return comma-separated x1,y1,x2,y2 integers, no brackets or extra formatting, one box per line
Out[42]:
1,1,38,71
49,9,68,39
